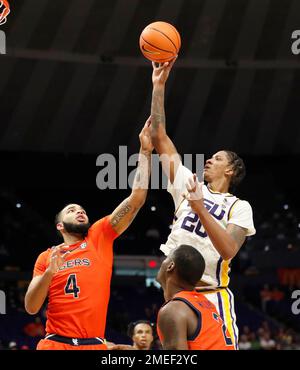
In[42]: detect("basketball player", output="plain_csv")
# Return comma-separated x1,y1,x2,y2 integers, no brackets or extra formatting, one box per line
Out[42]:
24,121,154,350
150,60,256,349
108,320,154,350
128,320,154,350
156,244,235,350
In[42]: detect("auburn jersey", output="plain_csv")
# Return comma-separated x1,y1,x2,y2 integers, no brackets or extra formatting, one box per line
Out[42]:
157,290,235,350
33,216,118,338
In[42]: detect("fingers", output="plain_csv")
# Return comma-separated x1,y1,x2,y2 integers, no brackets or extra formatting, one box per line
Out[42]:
144,116,152,128
169,55,178,68
184,175,204,202
52,243,68,252
182,192,190,200
152,61,170,70
50,244,69,261
186,176,196,192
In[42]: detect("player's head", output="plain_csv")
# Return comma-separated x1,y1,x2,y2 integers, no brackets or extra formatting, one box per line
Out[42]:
156,245,205,291
204,150,246,192
55,204,90,238
127,320,154,350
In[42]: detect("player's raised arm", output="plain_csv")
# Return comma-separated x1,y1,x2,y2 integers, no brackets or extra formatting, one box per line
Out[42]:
108,119,153,235
151,59,181,184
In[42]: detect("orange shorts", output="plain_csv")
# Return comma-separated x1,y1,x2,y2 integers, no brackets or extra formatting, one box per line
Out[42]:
37,339,108,350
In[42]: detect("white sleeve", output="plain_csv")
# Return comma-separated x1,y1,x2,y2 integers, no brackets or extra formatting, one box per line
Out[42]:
167,163,193,210
227,200,256,236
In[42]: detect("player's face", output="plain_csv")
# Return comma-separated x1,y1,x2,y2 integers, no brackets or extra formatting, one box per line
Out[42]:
61,204,89,225
58,204,90,236
203,151,232,182
132,323,153,350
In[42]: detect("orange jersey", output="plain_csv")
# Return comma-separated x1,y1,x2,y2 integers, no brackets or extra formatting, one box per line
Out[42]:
33,216,118,339
157,291,235,350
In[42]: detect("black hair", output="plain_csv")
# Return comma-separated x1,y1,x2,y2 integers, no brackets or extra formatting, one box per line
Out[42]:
127,320,154,338
173,245,206,286
54,203,84,226
224,150,246,192
54,210,63,226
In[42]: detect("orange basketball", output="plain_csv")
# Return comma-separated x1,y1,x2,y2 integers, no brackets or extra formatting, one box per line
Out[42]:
139,21,181,63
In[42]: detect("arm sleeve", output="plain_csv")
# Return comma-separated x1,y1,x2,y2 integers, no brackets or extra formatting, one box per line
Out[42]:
167,163,194,211
227,200,256,236
33,251,50,278
88,216,119,247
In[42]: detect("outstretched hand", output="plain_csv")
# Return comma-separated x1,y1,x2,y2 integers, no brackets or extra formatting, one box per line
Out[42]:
152,56,177,86
182,174,204,212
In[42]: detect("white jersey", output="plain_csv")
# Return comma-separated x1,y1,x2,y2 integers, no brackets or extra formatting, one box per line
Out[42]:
160,164,256,289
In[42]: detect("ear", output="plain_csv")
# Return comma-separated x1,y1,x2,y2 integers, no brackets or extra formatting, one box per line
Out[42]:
166,261,175,272
56,222,64,232
225,166,234,176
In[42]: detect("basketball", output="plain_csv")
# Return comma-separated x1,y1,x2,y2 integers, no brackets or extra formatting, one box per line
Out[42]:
139,21,181,63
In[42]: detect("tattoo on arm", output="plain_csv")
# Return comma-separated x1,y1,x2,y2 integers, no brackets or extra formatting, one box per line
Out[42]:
228,225,247,249
132,150,151,191
151,89,166,131
110,201,133,228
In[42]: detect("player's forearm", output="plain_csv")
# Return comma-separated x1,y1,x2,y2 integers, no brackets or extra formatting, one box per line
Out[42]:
193,202,239,260
110,149,151,234
25,269,54,315
151,84,166,138
130,148,152,207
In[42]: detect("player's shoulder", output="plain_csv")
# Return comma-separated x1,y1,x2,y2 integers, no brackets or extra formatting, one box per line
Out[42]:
41,248,52,256
231,198,253,211
159,300,190,322
88,215,110,233
34,248,52,264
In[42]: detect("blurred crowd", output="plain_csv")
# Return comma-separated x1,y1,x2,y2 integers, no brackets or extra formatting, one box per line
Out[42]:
239,322,300,350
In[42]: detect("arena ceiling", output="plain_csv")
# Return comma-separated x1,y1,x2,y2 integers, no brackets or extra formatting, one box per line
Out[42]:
0,0,299,156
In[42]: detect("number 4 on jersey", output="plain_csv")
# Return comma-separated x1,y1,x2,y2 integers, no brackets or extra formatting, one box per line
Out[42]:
65,274,80,298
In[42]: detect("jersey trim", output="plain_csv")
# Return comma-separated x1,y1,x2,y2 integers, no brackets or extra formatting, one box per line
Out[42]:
216,257,222,286
221,259,230,287
227,199,240,221
172,297,202,341
206,186,234,197
226,288,239,349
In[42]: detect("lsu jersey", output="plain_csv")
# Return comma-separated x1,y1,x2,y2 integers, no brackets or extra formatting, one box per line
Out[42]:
33,216,118,339
160,164,256,289
157,290,235,350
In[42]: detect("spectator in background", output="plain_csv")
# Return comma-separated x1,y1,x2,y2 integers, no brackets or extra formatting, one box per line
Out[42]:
128,320,154,350
248,332,261,350
239,334,252,350
109,320,155,350
260,332,276,350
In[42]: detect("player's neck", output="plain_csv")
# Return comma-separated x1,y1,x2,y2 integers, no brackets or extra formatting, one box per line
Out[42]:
63,233,84,245
165,282,193,301
208,178,230,194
